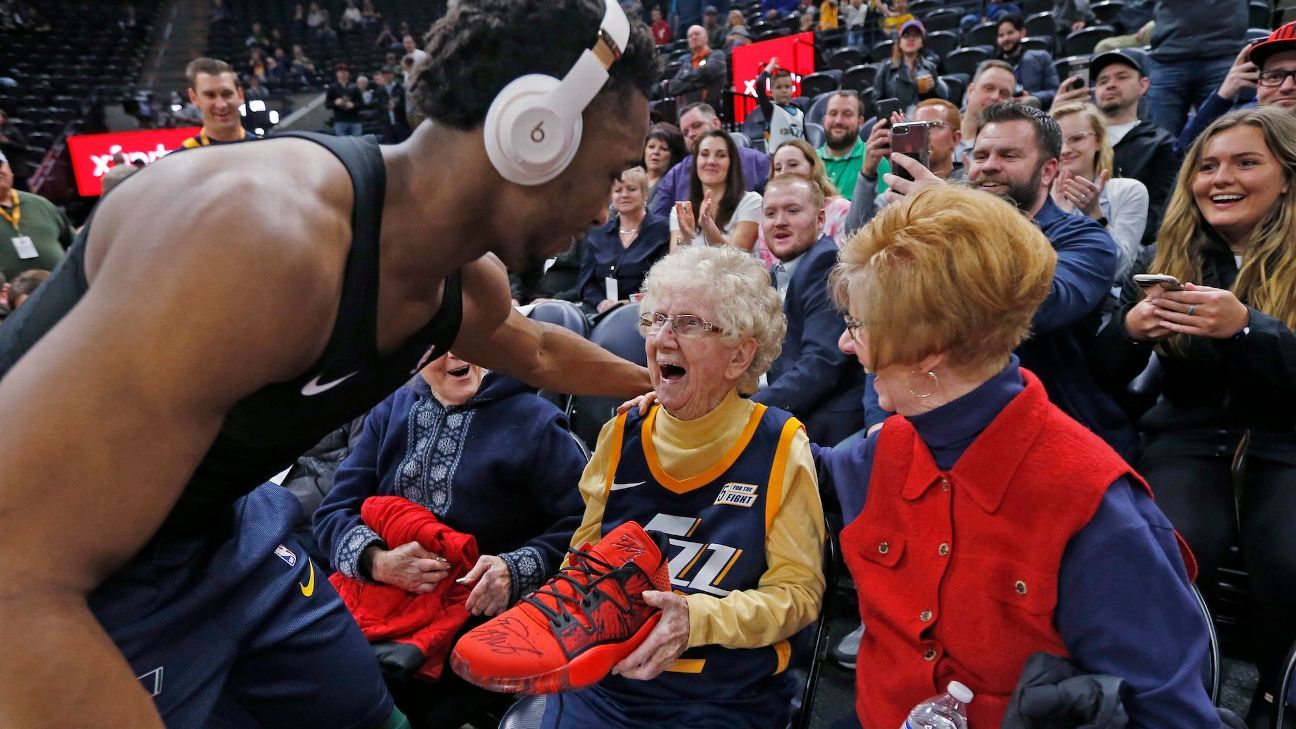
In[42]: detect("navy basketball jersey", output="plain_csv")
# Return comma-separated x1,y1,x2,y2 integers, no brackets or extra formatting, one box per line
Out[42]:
595,402,806,703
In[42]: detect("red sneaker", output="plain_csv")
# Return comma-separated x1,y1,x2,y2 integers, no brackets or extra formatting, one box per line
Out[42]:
450,520,671,694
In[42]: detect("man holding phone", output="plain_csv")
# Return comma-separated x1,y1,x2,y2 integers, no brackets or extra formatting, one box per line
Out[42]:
875,102,1134,458
1174,20,1296,156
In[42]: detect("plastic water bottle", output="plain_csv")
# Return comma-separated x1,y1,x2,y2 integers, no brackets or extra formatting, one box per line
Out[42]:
901,681,974,729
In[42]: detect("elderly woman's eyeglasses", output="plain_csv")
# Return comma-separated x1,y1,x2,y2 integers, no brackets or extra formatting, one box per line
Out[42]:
639,312,725,338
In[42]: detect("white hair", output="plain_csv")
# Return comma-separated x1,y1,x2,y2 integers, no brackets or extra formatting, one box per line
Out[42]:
640,246,786,395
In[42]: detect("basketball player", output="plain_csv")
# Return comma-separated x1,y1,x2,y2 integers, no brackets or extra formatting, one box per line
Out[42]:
0,1,658,727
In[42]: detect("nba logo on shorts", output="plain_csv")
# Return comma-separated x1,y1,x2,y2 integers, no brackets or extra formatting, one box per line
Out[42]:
275,544,297,567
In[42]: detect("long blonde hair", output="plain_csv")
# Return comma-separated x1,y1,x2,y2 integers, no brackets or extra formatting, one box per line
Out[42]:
772,138,840,198
1154,106,1296,339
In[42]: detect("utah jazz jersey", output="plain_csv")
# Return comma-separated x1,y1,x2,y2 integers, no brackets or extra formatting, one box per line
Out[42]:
596,402,806,704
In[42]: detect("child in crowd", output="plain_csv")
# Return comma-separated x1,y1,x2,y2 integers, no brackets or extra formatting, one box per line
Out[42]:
876,0,913,33
756,58,807,151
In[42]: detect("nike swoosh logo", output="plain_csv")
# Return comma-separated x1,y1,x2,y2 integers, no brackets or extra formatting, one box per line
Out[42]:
300,371,357,396
610,481,645,491
299,559,315,597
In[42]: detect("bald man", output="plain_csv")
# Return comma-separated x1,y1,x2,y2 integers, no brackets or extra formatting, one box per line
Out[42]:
666,24,727,105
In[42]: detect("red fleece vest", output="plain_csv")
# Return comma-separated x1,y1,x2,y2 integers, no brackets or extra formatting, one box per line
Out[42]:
844,369,1176,729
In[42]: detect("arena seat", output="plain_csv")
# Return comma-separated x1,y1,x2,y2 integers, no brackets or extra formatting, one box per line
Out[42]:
800,70,843,98
922,8,963,33
842,64,878,92
871,38,895,62
1063,25,1118,56
943,46,991,78
1276,639,1296,727
804,122,825,148
964,21,1000,48
1193,583,1222,706
828,47,865,72
925,30,961,63
1091,1,1126,25
528,300,591,415
1025,12,1057,41
569,304,647,448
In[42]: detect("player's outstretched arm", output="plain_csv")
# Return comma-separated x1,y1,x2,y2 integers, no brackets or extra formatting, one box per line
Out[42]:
454,255,652,398
0,178,344,727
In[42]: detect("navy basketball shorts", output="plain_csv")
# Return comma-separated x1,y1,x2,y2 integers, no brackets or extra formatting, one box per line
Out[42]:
88,483,394,728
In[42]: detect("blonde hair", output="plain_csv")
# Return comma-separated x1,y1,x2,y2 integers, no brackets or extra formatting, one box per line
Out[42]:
772,139,839,198
1154,106,1296,343
618,165,648,193
831,185,1055,376
641,246,786,395
764,173,826,211
1050,101,1114,179
914,98,960,130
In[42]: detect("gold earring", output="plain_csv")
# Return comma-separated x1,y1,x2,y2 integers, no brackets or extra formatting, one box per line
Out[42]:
907,369,938,399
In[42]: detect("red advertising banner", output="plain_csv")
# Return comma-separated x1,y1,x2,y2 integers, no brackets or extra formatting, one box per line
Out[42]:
730,32,816,124
66,127,202,197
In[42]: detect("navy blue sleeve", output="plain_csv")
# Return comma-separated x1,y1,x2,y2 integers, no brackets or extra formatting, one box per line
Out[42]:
1032,215,1119,335
505,406,588,602
313,392,396,579
862,373,889,430
1175,93,1236,159
650,159,689,219
741,146,771,193
575,233,603,310
1056,478,1221,729
812,431,877,524
1033,52,1060,108
755,70,774,123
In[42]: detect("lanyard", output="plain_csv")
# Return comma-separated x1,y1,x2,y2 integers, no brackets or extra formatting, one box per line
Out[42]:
0,190,19,232
199,126,247,145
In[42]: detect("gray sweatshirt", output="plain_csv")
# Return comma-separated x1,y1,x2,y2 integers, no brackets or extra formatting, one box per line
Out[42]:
1150,0,1247,62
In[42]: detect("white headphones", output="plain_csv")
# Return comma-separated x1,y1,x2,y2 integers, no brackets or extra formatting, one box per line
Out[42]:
483,0,630,186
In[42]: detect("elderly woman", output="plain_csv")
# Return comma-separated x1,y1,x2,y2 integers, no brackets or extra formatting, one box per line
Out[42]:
314,352,587,673
452,247,825,727
817,185,1218,728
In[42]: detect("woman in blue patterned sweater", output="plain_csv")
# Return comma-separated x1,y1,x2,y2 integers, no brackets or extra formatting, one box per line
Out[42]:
314,351,587,619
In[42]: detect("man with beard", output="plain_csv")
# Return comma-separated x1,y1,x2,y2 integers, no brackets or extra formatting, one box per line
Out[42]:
874,102,1135,458
816,90,870,201
648,102,770,218
1084,49,1175,244
993,14,1059,108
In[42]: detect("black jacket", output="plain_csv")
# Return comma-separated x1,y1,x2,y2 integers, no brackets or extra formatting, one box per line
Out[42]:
1092,234,1296,463
1112,120,1175,245
873,55,949,111
667,49,728,107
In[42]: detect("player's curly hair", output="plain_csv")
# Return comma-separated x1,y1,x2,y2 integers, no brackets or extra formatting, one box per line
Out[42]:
414,0,660,130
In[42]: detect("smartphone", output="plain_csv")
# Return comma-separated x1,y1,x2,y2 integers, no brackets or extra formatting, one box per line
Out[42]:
1067,58,1090,88
876,97,901,124
890,121,931,182
1132,273,1184,290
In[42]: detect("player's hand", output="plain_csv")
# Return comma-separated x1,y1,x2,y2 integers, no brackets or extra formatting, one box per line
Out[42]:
459,554,512,616
882,152,944,201
616,391,658,415
1151,283,1251,339
611,590,690,680
1219,44,1259,100
372,541,450,593
675,200,698,241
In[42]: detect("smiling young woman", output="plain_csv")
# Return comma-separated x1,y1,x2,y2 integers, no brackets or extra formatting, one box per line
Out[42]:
1093,106,1296,724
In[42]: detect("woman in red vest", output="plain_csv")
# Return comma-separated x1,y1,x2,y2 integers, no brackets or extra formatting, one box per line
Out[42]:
817,184,1219,728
